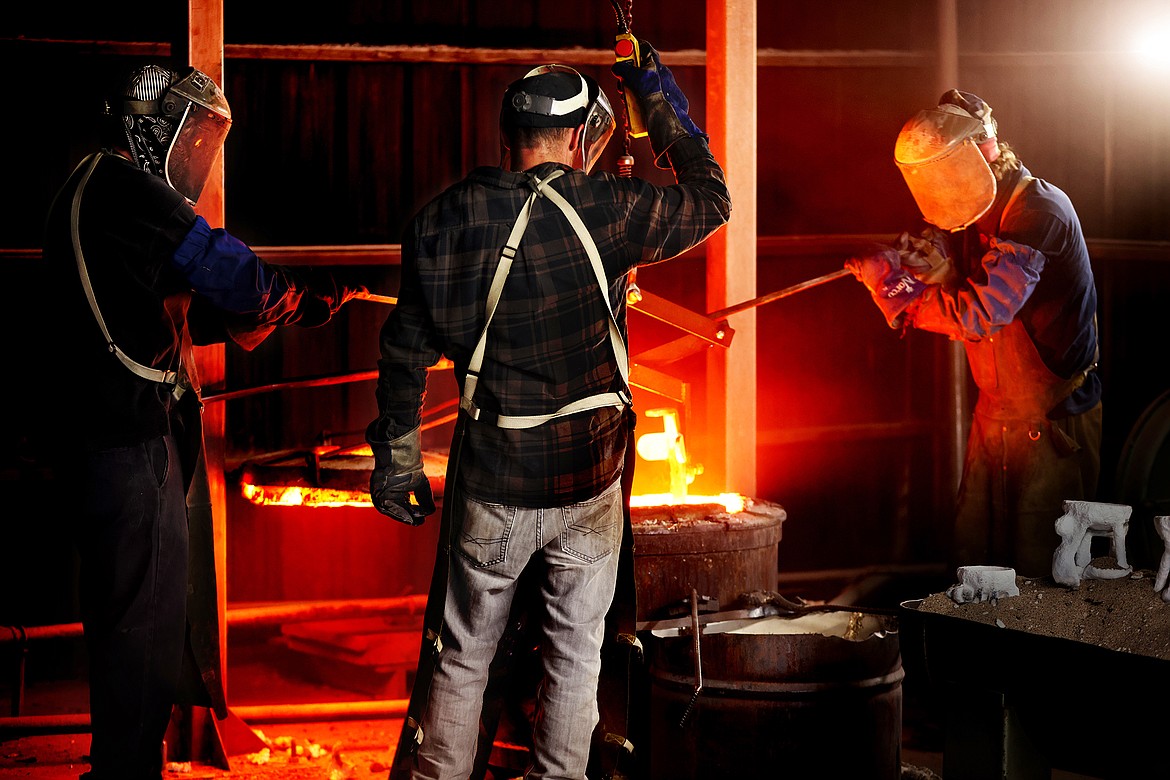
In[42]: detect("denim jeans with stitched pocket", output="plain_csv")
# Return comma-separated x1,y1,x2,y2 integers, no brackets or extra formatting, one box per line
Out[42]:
413,477,624,780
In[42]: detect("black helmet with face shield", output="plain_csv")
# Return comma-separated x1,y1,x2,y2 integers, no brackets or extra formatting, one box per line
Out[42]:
500,64,615,174
105,64,232,204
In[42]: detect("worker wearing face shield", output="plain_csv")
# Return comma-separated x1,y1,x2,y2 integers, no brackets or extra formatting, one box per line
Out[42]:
367,45,730,780
847,90,1101,579
40,64,369,780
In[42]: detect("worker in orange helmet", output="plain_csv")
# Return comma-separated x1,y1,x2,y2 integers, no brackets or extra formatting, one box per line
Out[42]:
847,89,1101,579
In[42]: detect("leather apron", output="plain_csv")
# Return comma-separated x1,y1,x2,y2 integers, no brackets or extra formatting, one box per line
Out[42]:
172,354,229,720
955,309,1099,577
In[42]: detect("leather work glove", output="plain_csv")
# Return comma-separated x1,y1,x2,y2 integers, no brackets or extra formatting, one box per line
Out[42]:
194,267,371,351
278,266,371,328
368,427,437,526
894,226,956,286
845,246,925,330
612,41,708,167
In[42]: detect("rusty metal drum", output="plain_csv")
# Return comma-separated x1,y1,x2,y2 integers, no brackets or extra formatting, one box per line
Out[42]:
630,498,786,621
646,610,903,779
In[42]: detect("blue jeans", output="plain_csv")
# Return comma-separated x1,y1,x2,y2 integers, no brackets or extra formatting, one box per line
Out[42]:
414,477,624,780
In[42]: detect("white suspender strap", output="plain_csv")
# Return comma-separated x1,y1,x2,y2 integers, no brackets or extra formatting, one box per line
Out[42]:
459,170,631,430
461,174,548,417
70,152,184,396
540,183,630,384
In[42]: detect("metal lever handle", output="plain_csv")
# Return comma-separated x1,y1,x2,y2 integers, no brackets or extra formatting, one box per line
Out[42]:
678,587,704,727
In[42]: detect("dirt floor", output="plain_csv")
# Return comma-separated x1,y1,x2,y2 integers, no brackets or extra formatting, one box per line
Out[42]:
1,716,950,780
6,566,1141,780
0,614,950,780
0,719,401,780
0,642,408,780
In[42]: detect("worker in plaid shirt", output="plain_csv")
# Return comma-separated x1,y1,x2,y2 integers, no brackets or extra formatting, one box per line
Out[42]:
367,42,730,780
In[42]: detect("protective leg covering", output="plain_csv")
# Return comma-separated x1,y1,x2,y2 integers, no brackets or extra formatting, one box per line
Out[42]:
79,434,189,780
586,409,641,780
172,377,228,720
954,319,1102,578
954,401,1102,578
180,443,229,719
390,414,468,779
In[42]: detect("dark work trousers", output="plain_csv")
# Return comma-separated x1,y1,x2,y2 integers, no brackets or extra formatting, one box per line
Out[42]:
77,433,189,779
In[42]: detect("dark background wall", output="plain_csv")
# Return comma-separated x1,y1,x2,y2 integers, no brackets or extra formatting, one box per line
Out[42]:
2,1,1168,628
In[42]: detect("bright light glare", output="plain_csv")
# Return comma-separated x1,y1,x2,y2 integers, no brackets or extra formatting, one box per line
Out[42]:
1132,26,1170,71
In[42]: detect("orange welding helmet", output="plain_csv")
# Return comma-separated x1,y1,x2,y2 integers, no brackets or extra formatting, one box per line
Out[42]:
894,101,997,232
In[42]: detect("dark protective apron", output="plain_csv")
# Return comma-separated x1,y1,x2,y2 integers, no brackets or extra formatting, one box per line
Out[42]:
389,171,641,780
172,349,229,720
953,177,1100,577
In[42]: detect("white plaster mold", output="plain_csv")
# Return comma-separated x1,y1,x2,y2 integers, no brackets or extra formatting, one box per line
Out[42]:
1052,500,1133,587
945,565,1020,604
1153,515,1170,604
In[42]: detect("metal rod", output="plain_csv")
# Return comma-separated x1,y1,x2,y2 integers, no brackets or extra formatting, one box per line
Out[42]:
0,699,412,735
200,360,452,404
232,699,409,724
2,596,428,645
354,291,398,305
1,623,83,643
226,596,428,629
201,370,378,403
0,713,90,735
710,267,851,319
3,38,936,68
633,267,853,365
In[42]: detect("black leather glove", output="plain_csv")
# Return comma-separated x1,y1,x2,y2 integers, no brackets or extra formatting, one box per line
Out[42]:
612,41,708,167
370,469,435,526
368,427,437,526
845,246,925,329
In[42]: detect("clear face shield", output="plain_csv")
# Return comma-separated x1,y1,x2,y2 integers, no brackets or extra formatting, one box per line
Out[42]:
894,107,996,232
521,64,615,173
581,87,615,174
161,69,233,204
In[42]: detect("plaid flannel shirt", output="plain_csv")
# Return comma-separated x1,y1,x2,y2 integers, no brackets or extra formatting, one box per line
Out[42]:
368,136,730,507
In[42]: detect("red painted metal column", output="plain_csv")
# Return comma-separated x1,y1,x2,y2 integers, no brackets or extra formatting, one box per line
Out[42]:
705,0,758,497
173,1,247,768
182,0,229,700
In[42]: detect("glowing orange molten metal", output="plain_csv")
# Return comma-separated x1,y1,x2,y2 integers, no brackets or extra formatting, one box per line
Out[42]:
241,483,372,508
629,493,745,513
241,483,745,514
